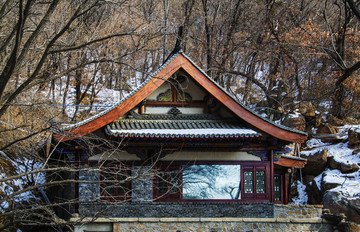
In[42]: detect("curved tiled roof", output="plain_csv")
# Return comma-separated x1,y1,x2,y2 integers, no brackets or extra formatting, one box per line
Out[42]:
55,50,307,143
105,116,261,139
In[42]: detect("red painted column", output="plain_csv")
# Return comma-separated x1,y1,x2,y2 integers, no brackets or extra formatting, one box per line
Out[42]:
270,150,274,202
284,173,289,204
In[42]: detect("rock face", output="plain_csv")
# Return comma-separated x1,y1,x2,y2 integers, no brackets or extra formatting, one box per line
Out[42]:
348,129,360,148
323,191,360,224
337,222,360,232
339,163,359,174
316,124,339,134
306,180,322,204
301,149,328,176
282,116,306,131
328,157,359,174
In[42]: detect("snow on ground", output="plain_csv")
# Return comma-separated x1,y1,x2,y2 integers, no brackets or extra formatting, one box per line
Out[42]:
302,139,359,165
291,180,308,205
300,126,360,202
321,169,360,199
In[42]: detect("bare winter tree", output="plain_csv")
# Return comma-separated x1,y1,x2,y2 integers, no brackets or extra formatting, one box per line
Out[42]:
0,0,162,230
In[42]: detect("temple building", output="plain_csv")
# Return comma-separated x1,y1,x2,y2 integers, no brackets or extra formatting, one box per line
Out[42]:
50,48,311,232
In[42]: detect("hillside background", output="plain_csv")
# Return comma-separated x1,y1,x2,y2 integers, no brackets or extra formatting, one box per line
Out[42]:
0,0,360,230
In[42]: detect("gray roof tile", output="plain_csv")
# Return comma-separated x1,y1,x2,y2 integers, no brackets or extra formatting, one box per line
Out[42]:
105,115,261,139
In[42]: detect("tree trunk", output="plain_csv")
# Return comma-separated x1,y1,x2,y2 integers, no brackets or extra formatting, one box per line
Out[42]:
332,82,346,119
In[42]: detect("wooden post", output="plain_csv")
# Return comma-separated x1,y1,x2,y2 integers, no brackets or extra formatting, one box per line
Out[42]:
270,150,274,202
285,173,289,204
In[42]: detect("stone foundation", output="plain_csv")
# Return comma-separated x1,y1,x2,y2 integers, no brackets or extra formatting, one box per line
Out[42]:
274,204,324,218
74,217,332,232
73,205,333,232
79,202,274,218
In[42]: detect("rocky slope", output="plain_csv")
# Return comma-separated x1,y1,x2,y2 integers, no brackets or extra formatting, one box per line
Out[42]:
291,124,360,224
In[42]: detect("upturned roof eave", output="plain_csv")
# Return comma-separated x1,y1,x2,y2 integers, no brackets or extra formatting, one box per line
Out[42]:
53,50,307,144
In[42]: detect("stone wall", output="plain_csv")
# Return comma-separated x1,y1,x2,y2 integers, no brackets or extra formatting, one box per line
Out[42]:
112,218,332,232
73,217,332,232
131,166,153,202
79,166,100,202
79,202,274,218
274,204,324,219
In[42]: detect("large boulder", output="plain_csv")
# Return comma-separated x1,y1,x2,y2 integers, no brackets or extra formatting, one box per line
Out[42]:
301,149,328,176
321,181,341,192
328,157,359,173
348,129,360,148
306,179,323,204
328,157,359,174
317,124,339,134
328,156,341,170
337,222,360,232
323,191,360,223
340,163,359,174
282,116,306,131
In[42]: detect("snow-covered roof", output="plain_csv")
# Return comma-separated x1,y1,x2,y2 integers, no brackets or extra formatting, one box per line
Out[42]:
54,50,307,143
105,114,261,139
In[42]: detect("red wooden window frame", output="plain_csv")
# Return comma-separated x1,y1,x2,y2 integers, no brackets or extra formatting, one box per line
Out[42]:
153,165,182,202
153,161,270,203
100,167,131,201
241,163,270,202
274,174,284,203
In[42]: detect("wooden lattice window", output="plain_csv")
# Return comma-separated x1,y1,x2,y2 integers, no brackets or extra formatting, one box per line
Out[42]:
100,167,131,201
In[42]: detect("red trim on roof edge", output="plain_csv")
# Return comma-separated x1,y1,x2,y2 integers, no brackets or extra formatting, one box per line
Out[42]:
275,157,307,168
54,54,307,143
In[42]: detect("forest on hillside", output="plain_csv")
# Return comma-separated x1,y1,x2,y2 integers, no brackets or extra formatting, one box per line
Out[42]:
0,0,360,231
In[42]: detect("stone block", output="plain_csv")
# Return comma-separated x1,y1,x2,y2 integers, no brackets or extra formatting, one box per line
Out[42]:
276,218,290,223
221,217,243,222
200,218,223,222
177,218,200,222
243,218,274,222
291,218,322,223
138,218,159,222
159,218,178,222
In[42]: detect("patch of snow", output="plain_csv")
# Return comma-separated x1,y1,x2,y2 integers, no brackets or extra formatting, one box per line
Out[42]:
339,124,360,136
305,138,330,149
288,111,301,118
319,101,331,109
301,141,358,164
291,181,308,205
314,173,323,190
323,169,346,184
327,142,358,164
322,169,360,200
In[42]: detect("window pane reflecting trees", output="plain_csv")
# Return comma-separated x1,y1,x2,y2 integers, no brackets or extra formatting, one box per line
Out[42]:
183,165,241,199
